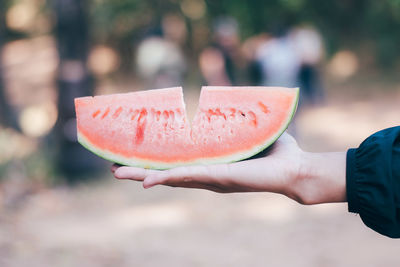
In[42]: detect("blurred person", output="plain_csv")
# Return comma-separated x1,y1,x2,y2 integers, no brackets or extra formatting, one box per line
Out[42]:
241,33,270,85
162,14,187,46
255,25,301,87
255,25,324,105
136,15,187,89
112,126,400,238
290,26,325,105
199,46,232,86
199,16,244,86
136,37,186,88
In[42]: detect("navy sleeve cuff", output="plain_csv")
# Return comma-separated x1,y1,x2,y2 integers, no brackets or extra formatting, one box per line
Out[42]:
346,148,359,214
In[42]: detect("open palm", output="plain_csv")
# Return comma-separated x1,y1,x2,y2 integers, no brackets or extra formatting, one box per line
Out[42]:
112,133,303,193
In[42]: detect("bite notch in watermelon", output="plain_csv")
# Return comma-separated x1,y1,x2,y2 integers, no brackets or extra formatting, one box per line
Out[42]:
75,86,299,169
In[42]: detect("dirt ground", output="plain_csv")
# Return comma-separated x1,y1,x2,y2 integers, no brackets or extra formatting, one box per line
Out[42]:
1,37,400,267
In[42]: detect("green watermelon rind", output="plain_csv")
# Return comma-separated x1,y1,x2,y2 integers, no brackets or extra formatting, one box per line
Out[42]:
77,87,299,170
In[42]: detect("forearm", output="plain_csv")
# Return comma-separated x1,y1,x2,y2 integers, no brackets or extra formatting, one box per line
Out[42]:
286,151,347,205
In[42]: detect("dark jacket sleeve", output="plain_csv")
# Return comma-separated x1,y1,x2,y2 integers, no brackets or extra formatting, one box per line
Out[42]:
346,126,400,238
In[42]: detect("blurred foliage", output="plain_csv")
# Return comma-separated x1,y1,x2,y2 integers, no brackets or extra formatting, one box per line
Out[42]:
3,0,400,68
88,0,400,68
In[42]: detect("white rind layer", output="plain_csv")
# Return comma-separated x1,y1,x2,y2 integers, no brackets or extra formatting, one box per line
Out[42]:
77,87,299,169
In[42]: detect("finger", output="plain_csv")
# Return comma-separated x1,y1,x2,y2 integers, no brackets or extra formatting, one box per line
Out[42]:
114,166,161,181
162,181,229,193
143,164,230,188
144,158,288,193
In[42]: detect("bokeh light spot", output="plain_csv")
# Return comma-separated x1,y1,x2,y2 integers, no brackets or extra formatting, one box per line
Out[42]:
19,102,58,138
88,45,120,76
6,1,37,32
328,50,359,80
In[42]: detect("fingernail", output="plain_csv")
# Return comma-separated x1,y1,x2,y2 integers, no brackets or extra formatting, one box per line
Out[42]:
114,169,126,179
143,183,154,189
143,178,156,188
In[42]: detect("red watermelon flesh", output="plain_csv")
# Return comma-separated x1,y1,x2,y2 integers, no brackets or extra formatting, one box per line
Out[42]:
75,86,298,169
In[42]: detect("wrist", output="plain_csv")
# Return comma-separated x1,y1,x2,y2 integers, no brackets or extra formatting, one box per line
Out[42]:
287,151,347,205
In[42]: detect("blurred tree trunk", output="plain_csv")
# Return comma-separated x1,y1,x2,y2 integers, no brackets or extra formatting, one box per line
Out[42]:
53,0,104,180
0,1,20,131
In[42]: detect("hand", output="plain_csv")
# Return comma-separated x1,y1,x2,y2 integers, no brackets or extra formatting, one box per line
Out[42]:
111,133,347,205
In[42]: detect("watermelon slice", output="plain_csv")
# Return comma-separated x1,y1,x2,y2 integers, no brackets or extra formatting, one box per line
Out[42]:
75,86,299,169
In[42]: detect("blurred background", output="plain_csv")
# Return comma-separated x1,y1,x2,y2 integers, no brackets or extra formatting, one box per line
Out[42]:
1,0,400,266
